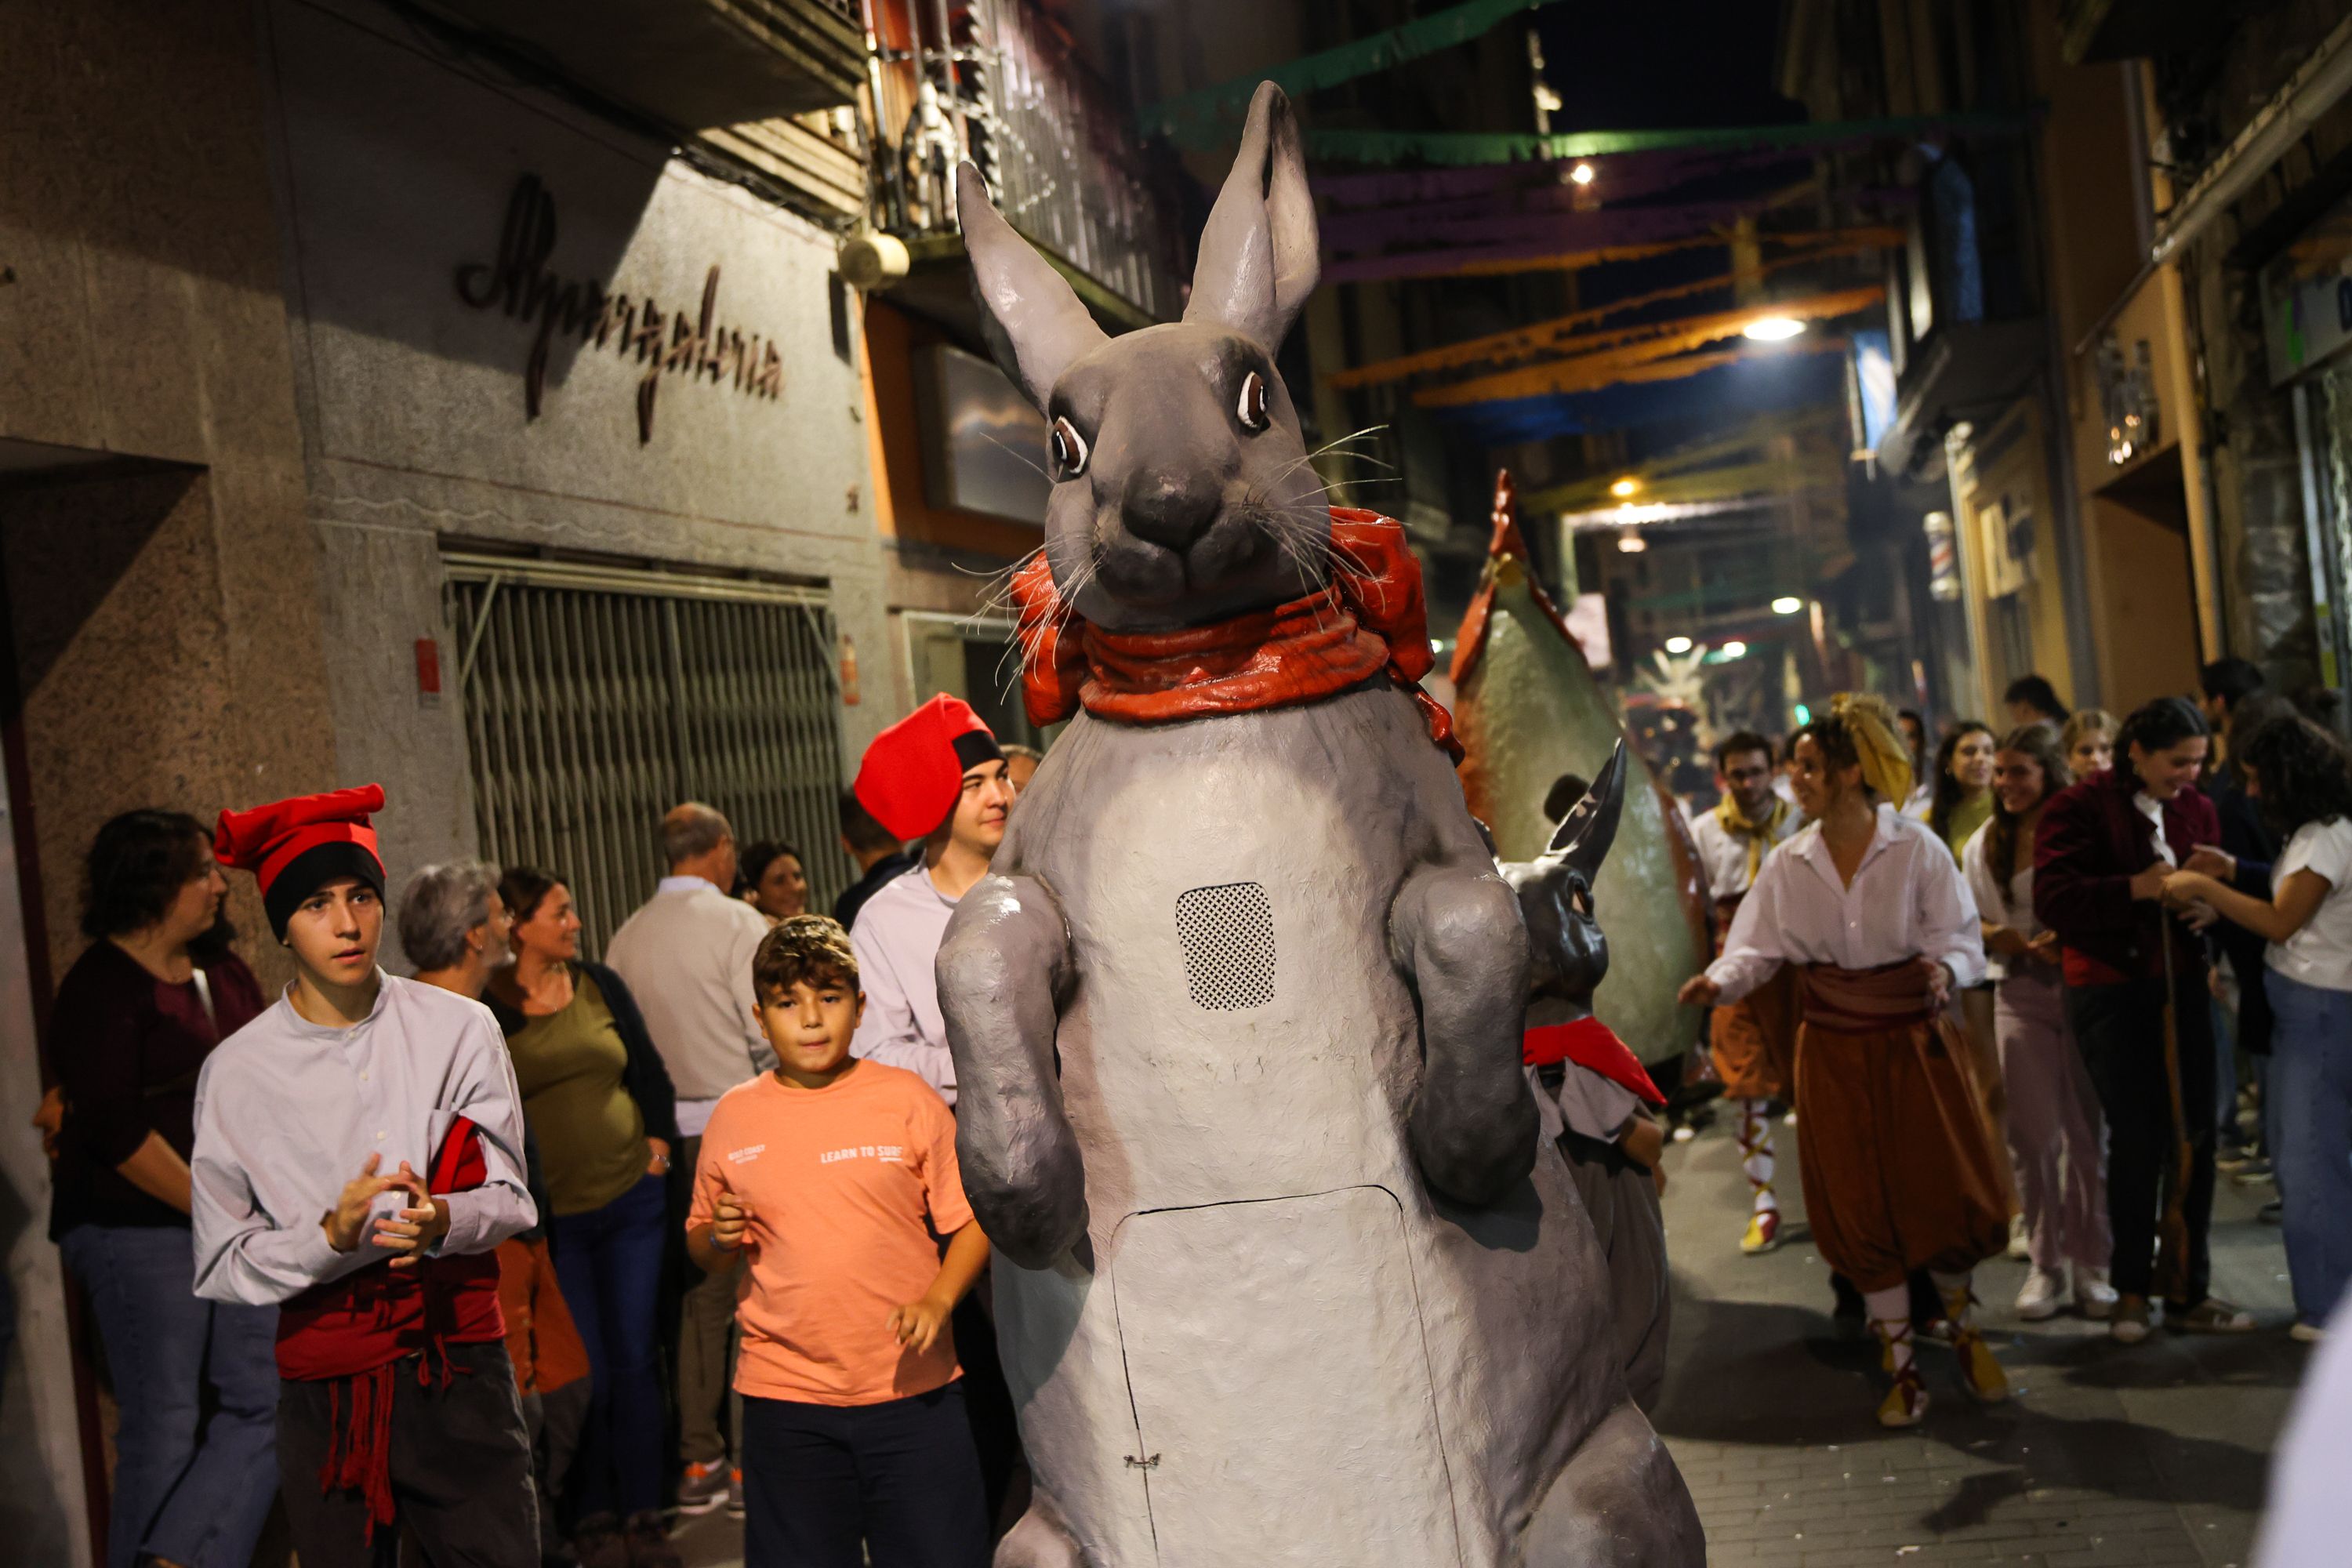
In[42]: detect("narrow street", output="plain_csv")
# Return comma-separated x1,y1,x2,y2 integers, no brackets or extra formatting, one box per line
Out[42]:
1650,1113,2303,1568
676,1105,2306,1568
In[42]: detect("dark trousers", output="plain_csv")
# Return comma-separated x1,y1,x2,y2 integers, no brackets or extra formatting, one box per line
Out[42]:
275,1340,538,1568
742,1384,989,1568
548,1171,669,1519
950,1287,1023,1530
2067,971,2219,1305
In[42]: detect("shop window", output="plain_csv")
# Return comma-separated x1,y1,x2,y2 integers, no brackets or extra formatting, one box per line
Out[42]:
444,554,851,954
903,611,1050,750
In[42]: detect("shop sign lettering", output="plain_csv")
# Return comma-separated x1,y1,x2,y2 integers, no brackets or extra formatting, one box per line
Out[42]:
456,174,785,443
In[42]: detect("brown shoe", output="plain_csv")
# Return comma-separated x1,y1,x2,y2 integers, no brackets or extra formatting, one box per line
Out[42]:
571,1515,628,1568
2110,1294,2151,1345
623,1511,683,1568
2169,1297,2256,1334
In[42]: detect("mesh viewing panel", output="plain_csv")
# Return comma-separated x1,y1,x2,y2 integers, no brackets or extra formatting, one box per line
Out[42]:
1174,882,1278,1011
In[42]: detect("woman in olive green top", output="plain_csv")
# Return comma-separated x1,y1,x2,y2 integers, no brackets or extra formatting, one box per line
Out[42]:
486,867,678,1563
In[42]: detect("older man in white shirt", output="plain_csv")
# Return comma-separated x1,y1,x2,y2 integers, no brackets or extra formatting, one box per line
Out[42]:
1681,694,2008,1429
604,801,772,1514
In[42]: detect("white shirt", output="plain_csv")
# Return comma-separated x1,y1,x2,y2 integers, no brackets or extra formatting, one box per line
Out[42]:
1689,800,1802,903
2136,793,2176,867
848,864,960,1103
605,876,775,1135
1706,805,1986,1004
1900,781,1933,822
2266,817,2352,993
191,972,535,1305
1961,818,2043,983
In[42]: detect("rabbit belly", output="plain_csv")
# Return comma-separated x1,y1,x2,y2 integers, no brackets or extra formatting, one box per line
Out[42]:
997,695,1624,1565
1112,1189,1464,1566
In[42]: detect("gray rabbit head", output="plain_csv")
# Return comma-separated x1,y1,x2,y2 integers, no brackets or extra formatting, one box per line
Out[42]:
957,82,1330,633
1501,742,1629,1015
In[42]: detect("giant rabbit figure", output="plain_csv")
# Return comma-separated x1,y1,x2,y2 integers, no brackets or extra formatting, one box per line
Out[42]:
938,82,1704,1568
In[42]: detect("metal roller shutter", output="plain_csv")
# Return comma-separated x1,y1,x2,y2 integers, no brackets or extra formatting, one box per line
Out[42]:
444,552,851,956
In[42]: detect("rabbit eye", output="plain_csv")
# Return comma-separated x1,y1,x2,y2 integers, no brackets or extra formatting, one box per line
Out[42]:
1049,416,1090,480
1236,370,1270,432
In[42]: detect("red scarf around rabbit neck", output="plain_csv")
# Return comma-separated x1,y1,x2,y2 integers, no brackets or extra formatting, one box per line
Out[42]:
1010,508,1461,760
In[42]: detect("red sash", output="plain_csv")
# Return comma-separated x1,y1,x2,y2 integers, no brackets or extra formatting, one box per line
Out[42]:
274,1116,506,1538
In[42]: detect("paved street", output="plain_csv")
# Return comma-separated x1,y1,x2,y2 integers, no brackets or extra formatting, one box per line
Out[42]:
1650,1109,2306,1568
678,1109,2311,1567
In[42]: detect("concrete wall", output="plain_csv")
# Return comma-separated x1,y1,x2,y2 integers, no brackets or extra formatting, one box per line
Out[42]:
263,0,892,916
0,2,344,1560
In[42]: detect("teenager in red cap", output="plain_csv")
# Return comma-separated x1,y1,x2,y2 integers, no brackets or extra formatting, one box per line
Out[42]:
189,785,539,1566
844,693,1025,1524
847,695,1015,1102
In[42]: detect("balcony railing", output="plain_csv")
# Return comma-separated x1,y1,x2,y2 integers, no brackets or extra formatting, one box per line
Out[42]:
869,0,1189,323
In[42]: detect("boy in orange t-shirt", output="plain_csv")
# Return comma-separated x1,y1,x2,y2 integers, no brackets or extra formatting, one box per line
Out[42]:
686,916,991,1567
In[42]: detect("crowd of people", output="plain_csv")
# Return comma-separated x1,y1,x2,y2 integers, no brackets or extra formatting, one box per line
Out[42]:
1670,662,2352,1426
27,645,2352,1563
33,696,1033,1568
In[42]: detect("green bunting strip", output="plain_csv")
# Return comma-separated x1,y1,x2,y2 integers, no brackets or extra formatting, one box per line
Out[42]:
1138,0,1565,142
1302,108,2033,166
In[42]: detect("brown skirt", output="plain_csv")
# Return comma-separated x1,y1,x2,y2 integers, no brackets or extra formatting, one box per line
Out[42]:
1791,962,2010,1291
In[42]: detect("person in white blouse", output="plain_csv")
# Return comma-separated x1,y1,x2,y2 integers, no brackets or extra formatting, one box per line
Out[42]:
1686,730,1803,1256
1962,725,2114,1323
1679,694,2009,1428
2161,714,2352,1342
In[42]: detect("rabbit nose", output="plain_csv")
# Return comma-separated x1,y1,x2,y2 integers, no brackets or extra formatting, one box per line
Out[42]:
1122,468,1221,550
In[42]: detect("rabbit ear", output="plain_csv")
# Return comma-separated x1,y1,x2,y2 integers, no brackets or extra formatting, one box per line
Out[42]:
958,163,1107,409
1184,82,1319,354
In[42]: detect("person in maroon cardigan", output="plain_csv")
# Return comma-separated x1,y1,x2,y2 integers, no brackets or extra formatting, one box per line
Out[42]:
46,809,278,1568
2034,696,2255,1343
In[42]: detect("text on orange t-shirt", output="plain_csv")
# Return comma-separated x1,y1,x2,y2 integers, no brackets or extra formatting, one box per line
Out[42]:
687,1060,975,1406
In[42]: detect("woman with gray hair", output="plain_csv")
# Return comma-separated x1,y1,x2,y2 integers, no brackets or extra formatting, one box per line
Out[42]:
400,862,598,1565
399,858,509,982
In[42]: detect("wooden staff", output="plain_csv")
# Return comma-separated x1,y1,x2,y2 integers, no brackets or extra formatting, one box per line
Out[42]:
2155,909,2195,1303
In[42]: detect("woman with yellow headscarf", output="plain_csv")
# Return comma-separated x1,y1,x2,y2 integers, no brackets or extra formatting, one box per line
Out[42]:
1679,694,2010,1429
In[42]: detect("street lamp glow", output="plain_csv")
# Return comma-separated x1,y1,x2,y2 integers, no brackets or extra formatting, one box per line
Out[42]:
1771,595,1803,615
1610,476,1641,498
1616,532,1648,553
1741,316,1807,342
1664,636,1693,654
1570,162,1596,186
1719,640,1748,658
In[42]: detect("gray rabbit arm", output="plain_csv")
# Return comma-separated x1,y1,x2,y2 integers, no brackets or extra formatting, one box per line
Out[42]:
938,872,1088,1268
1391,861,1538,1205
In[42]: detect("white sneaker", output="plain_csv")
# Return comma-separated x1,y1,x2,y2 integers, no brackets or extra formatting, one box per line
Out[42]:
2015,1266,2068,1321
2006,1214,2032,1261
2075,1266,2118,1321
2290,1320,2326,1344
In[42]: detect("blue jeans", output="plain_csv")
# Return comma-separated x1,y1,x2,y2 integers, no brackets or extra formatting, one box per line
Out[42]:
2269,971,2352,1326
58,1224,278,1568
549,1171,667,1520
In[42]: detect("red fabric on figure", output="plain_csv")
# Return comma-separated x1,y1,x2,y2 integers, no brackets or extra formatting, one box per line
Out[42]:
854,695,1002,840
1011,508,1461,760
1523,1017,1665,1106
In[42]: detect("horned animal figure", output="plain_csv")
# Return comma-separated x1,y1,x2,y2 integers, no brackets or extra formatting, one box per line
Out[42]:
938,82,1704,1567
1501,742,1675,1413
